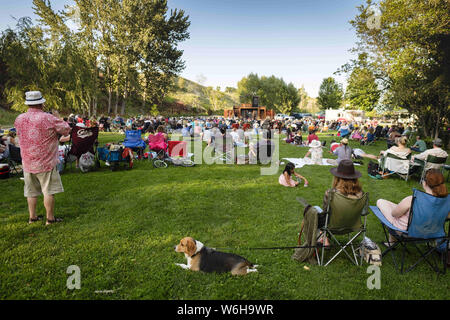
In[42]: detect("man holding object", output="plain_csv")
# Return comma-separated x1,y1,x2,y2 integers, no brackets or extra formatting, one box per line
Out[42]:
14,91,71,225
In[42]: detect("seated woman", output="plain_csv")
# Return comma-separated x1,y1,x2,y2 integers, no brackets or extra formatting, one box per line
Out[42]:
307,130,319,145
279,162,309,187
304,139,323,165
294,130,303,145
338,122,351,138
379,136,411,172
285,126,294,143
316,160,364,246
376,169,449,247
360,127,375,145
351,128,362,141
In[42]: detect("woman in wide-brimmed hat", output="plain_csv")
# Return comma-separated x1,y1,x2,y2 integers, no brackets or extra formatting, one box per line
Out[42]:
315,160,364,245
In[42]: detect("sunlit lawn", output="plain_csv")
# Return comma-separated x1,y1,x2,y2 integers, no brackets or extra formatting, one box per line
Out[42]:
1,131,449,299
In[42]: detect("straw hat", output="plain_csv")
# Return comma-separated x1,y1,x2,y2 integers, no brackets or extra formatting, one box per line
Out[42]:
330,159,361,179
341,138,349,145
24,91,46,105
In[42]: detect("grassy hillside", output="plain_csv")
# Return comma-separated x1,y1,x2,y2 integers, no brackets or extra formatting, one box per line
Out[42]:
167,77,239,115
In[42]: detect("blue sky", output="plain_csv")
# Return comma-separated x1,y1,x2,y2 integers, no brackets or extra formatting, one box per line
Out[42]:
0,0,363,97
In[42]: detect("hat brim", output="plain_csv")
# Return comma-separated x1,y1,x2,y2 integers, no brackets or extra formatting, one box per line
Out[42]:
25,98,46,105
330,166,362,179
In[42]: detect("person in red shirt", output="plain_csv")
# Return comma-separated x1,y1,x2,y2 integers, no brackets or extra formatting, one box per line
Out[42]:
307,130,319,145
15,91,71,225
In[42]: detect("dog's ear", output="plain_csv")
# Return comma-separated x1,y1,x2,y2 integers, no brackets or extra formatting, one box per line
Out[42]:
186,238,197,256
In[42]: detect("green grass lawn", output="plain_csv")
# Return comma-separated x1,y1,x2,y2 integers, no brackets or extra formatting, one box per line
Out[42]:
1,131,449,299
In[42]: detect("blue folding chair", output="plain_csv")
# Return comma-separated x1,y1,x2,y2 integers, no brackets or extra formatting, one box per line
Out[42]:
370,189,450,274
123,130,146,159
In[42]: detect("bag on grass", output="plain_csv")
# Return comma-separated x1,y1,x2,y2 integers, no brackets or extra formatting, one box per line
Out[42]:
79,152,95,173
360,236,382,266
368,161,380,177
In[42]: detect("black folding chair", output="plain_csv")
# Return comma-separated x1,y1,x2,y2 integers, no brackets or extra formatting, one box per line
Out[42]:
7,144,22,176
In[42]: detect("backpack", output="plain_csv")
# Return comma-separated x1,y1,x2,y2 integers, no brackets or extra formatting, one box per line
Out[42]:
368,161,380,177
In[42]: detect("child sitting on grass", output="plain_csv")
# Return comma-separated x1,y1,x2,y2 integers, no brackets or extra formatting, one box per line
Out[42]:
279,162,309,187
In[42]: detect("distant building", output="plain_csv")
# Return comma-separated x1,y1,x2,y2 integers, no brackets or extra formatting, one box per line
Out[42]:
325,108,365,122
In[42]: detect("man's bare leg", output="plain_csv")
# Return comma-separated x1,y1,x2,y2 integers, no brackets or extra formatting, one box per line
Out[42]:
43,194,55,224
27,197,38,221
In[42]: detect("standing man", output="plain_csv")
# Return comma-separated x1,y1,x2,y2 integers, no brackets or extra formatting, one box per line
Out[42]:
14,91,71,225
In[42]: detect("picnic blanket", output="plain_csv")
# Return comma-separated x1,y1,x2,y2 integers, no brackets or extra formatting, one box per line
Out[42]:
282,157,361,169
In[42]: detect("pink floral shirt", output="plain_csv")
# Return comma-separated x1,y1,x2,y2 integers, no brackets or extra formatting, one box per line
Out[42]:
15,108,71,173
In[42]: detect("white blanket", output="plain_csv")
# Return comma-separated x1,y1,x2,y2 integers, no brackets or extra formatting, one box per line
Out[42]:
282,158,360,168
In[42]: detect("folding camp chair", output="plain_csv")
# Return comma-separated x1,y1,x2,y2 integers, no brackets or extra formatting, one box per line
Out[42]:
7,144,22,176
65,126,99,170
317,191,369,266
417,155,448,183
123,130,146,159
210,134,235,164
380,152,412,181
370,189,450,274
147,134,170,168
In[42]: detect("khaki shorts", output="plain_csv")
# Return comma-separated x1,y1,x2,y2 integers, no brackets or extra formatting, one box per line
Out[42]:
24,167,64,197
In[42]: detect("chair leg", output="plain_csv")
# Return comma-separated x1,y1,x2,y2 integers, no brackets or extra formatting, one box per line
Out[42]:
324,231,362,266
405,240,445,274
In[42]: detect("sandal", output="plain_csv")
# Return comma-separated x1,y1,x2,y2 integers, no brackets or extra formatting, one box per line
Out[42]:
28,216,43,224
46,217,63,225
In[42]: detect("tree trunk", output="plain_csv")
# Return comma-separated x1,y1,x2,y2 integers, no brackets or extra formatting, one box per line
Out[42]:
108,88,112,115
93,96,97,117
121,82,128,115
114,88,119,115
87,96,91,118
434,110,441,140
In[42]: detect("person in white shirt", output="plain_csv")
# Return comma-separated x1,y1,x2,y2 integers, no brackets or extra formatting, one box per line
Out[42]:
412,138,448,171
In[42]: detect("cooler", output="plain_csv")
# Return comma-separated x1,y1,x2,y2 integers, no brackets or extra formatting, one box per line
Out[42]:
168,141,187,157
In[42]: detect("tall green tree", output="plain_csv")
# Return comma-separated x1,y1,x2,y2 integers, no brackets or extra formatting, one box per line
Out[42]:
317,77,343,110
345,67,380,111
237,73,300,113
349,0,450,138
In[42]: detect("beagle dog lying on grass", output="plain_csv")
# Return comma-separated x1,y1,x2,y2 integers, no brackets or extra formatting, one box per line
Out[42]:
174,237,258,275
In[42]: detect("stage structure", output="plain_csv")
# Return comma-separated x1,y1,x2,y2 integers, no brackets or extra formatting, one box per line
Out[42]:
224,96,274,119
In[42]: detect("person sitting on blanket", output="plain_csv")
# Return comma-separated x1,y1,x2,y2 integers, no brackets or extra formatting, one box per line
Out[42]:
316,160,365,246
279,162,309,187
304,139,323,165
333,138,353,164
376,169,449,247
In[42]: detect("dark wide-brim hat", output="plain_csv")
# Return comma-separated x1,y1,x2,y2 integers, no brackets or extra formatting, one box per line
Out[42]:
330,159,362,179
